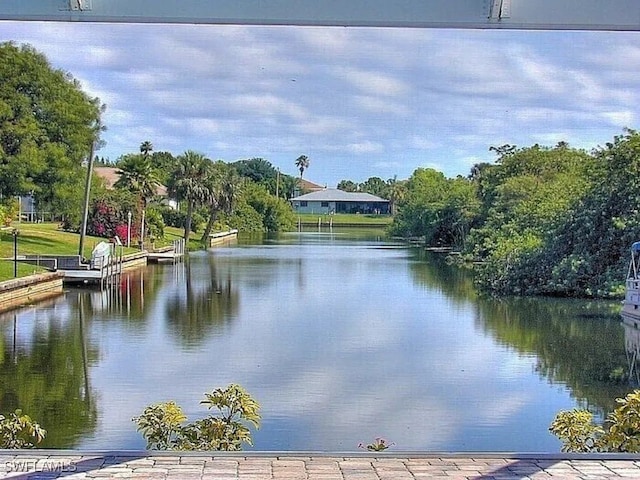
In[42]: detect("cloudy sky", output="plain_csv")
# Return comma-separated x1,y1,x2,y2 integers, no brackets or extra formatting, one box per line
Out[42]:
3,21,640,185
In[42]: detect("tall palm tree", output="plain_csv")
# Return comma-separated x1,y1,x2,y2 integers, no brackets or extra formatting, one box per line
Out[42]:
295,155,310,179
140,141,153,158
169,151,213,242
115,154,160,209
201,164,241,242
115,154,160,248
387,177,406,216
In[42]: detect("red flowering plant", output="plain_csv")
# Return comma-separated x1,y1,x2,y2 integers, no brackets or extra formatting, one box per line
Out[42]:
87,192,142,240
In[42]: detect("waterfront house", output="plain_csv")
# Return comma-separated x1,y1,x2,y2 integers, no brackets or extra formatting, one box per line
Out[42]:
290,189,390,214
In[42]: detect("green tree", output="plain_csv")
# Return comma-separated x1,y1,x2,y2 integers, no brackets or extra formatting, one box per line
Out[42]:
390,168,478,248
151,151,178,185
538,130,640,297
360,176,388,198
0,42,103,220
169,151,213,242
242,182,295,232
231,158,277,184
467,143,595,296
337,180,358,192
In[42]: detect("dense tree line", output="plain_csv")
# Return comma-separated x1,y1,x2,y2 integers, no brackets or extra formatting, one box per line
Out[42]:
94,147,296,243
392,131,640,298
0,42,295,245
0,42,103,223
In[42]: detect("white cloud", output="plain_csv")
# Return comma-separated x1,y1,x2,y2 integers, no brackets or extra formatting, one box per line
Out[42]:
600,110,635,127
333,66,410,97
346,141,384,154
3,22,640,183
353,95,409,115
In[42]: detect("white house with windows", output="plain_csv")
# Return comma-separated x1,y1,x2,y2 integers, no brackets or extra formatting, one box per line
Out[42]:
290,189,389,215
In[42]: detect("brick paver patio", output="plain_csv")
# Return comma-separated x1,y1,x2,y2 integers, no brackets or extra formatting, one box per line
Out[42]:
1,451,640,479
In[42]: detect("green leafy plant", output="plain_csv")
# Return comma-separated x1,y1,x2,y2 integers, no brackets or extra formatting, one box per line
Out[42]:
133,384,260,451
131,401,186,450
358,437,395,451
550,390,640,452
0,410,46,448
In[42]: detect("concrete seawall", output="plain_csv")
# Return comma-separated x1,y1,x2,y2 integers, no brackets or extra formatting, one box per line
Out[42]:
1,231,236,312
0,272,65,314
208,229,238,247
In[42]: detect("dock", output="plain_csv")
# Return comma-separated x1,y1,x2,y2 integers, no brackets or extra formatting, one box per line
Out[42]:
2,451,640,479
148,239,186,263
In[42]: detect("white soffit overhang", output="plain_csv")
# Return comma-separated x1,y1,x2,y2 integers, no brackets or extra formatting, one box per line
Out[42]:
0,0,639,31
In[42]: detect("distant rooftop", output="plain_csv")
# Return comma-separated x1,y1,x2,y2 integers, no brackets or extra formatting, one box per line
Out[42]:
291,188,388,202
298,178,325,192
94,166,168,197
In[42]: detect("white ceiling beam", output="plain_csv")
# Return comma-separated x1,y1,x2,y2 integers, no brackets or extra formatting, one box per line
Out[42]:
0,0,639,31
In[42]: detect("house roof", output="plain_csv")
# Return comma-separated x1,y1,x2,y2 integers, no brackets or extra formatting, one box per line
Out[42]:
94,167,120,189
94,166,168,196
291,189,388,203
298,178,325,192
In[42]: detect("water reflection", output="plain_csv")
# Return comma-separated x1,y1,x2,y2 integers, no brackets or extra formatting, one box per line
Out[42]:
165,255,238,346
408,249,477,302
0,300,98,448
476,298,628,413
622,314,640,385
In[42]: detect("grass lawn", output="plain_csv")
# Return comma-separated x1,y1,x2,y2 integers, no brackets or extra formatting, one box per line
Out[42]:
0,223,140,282
295,213,393,226
0,260,48,280
160,226,210,252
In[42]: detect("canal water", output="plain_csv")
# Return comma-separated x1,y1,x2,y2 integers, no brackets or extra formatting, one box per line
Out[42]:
0,229,632,451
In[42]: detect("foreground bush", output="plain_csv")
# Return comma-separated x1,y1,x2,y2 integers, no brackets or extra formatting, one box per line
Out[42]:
133,384,260,451
550,390,640,452
0,410,46,448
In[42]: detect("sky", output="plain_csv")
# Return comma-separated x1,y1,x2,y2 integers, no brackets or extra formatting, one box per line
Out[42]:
3,21,640,186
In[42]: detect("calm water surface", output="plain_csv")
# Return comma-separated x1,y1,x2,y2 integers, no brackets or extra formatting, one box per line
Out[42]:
0,230,631,451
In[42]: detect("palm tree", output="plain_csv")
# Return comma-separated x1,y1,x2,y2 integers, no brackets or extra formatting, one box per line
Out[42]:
201,164,241,242
115,154,160,209
295,155,310,179
140,141,153,158
169,151,213,242
387,177,406,216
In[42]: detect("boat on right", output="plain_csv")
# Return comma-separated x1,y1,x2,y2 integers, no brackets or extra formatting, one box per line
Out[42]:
623,242,640,324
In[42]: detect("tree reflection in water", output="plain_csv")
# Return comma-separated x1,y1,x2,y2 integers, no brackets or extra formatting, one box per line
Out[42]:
165,254,239,347
409,249,631,416
0,299,98,448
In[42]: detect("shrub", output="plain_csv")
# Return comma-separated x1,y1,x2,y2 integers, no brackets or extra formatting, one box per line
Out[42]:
133,384,260,451
161,209,203,233
0,410,46,448
550,390,640,452
145,207,165,240
0,199,18,227
358,437,395,451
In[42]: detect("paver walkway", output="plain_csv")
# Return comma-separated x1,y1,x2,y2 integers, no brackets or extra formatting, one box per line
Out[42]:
2,452,640,479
